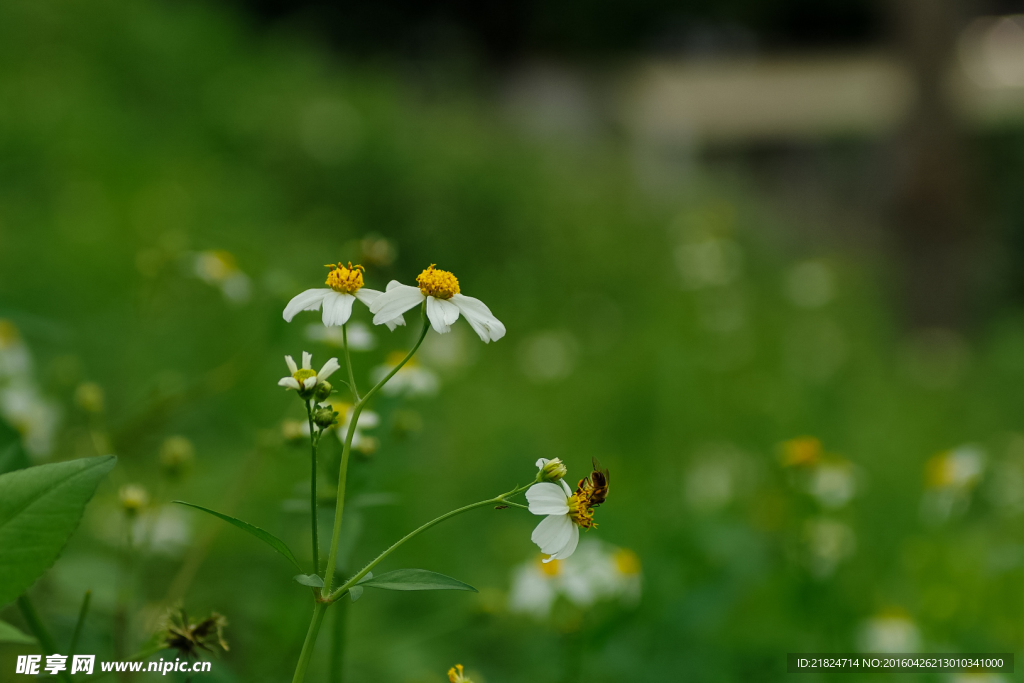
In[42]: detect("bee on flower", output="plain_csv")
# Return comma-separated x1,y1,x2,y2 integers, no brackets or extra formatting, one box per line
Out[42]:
526,458,609,562
284,262,405,329
193,250,251,304
369,265,505,342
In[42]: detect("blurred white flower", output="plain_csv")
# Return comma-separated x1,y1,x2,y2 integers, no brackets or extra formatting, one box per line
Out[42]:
0,319,32,380
807,457,857,509
372,351,439,397
508,540,642,619
858,611,920,653
137,506,192,557
369,265,505,342
518,331,577,384
675,237,742,290
922,445,986,523
278,351,339,392
284,262,404,329
328,399,380,455
0,382,60,458
684,443,759,513
803,517,856,578
304,321,376,351
193,250,251,304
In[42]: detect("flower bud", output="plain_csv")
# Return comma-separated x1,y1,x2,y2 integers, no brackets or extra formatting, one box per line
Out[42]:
314,380,333,401
536,458,568,483
159,435,195,479
119,484,149,516
74,382,105,414
314,405,339,429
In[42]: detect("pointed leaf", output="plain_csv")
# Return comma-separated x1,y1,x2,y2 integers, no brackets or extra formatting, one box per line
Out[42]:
173,501,302,572
0,619,35,644
0,455,116,607
293,574,324,588
361,569,477,593
348,585,364,602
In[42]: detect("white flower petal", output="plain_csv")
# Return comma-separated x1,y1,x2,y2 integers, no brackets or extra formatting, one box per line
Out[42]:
426,296,460,334
356,287,405,329
370,284,424,326
284,355,298,374
532,513,574,556
278,377,301,390
547,524,580,561
302,352,313,370
283,289,330,322
317,358,341,382
559,478,573,496
303,376,317,389
322,292,355,327
535,458,551,470
452,293,505,342
353,410,379,429
526,483,570,516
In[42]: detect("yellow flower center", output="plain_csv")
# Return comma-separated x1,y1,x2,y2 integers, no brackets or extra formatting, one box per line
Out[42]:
613,548,641,575
448,664,471,683
293,368,317,384
417,264,460,300
538,556,561,576
568,492,596,529
325,262,365,293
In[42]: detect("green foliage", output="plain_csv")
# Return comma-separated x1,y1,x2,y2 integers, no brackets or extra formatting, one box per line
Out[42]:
0,620,34,645
0,456,115,607
173,501,303,572
359,568,477,593
293,573,324,588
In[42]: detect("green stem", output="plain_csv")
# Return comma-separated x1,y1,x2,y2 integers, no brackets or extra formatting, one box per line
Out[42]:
322,309,429,596
328,484,531,602
305,400,320,575
329,593,347,683
291,603,327,683
17,595,73,683
68,589,92,657
342,324,359,402
291,308,430,683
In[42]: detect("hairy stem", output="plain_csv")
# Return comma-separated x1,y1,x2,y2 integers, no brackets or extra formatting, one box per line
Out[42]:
305,400,320,575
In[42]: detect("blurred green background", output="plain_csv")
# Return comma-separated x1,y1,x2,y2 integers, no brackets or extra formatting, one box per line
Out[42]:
4,0,1024,681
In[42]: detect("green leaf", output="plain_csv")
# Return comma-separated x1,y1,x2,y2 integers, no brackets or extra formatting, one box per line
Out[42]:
173,501,302,572
0,455,116,607
361,569,477,593
347,572,373,602
293,574,323,588
0,619,35,644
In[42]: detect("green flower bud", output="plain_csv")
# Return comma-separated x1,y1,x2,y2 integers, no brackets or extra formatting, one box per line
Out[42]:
160,435,195,479
314,380,333,401
314,405,339,429
536,458,568,483
119,484,149,516
74,382,105,414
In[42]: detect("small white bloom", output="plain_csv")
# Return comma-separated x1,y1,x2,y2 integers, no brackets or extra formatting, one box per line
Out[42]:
371,351,440,397
193,250,251,304
526,457,596,563
368,265,505,342
284,262,406,329
277,351,339,392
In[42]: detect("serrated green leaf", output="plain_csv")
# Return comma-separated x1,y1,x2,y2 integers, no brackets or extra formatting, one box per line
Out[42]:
0,455,116,607
173,501,302,572
293,574,324,588
361,569,477,593
0,619,35,644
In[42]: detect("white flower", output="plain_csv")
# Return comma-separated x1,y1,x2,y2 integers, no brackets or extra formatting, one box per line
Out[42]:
368,265,505,342
277,351,339,392
193,250,251,304
371,352,440,397
526,457,598,563
283,263,406,330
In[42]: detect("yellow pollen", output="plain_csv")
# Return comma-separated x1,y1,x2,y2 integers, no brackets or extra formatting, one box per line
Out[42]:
417,264,460,300
568,492,596,529
325,262,364,293
293,368,317,384
448,664,470,683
